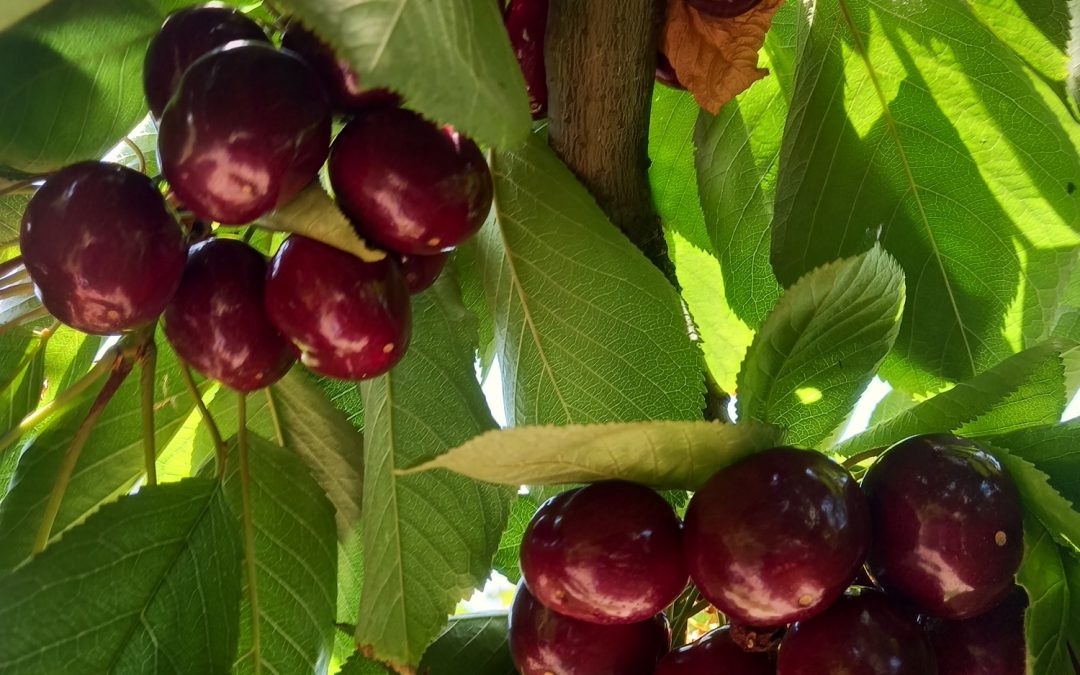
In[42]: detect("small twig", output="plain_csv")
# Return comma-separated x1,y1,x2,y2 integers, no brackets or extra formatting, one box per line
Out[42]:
122,137,147,175
842,447,882,470
139,338,158,487
32,356,133,554
0,178,41,197
0,255,25,280
237,392,264,673
0,282,34,301
264,387,285,446
178,363,227,477
0,267,30,287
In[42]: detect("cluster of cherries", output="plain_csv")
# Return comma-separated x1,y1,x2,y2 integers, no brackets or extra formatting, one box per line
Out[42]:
19,4,494,391
508,433,1028,674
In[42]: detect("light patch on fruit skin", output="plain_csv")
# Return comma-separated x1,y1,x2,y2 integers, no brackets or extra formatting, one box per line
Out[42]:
383,342,395,354
995,531,1008,546
798,593,813,607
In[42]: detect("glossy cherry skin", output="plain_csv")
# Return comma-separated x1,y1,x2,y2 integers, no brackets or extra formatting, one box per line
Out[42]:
20,161,186,335
685,0,765,19
280,22,401,115
927,587,1027,675
655,52,684,90
777,589,937,675
328,108,492,255
519,481,688,624
264,235,411,380
683,447,870,627
158,41,331,225
504,0,548,118
397,253,447,294
655,626,774,675
143,4,268,119
508,584,670,675
862,434,1023,620
163,239,295,391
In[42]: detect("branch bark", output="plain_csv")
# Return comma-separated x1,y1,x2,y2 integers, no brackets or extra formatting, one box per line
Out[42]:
545,0,674,285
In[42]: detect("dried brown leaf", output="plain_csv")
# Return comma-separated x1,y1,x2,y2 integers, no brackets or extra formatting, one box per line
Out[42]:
662,0,785,113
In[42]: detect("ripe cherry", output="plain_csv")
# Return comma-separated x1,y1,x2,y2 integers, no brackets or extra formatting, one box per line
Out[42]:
143,4,268,119
862,434,1023,620
682,447,870,627
20,161,186,335
777,589,937,675
504,0,548,118
328,108,492,255
264,235,411,380
158,41,331,225
397,253,448,294
685,0,766,19
163,238,295,392
508,584,670,675
280,22,401,115
927,587,1027,675
519,481,687,624
655,626,773,674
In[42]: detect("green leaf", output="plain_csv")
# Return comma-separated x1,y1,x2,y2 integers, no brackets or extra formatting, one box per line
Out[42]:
986,443,1080,552
0,334,196,571
356,278,512,668
452,242,497,378
867,387,917,428
0,0,181,172
0,0,52,31
833,339,1075,458
401,420,782,491
224,434,337,675
1018,517,1075,675
737,246,905,448
418,612,515,675
491,494,538,585
771,0,1080,393
259,185,386,263
0,478,241,674
648,87,712,253
0,328,45,496
274,0,530,150
984,421,1080,511
0,193,28,246
479,133,704,425
337,653,390,675
970,0,1072,85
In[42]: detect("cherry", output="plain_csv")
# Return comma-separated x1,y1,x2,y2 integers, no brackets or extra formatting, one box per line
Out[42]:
927,587,1027,675
398,253,448,294
327,108,492,255
861,434,1023,620
264,235,411,380
158,41,331,225
280,22,401,115
519,481,687,625
163,238,295,392
508,584,670,675
655,52,685,90
777,589,937,675
143,4,268,119
20,161,186,335
685,0,766,19
682,447,870,627
504,0,548,118
655,626,774,674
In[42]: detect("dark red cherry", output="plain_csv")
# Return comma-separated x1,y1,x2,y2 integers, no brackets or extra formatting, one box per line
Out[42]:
163,238,295,391
20,161,186,335
397,253,447,294
655,52,684,90
683,447,870,627
158,41,331,225
143,4,268,119
685,0,766,19
862,434,1023,620
264,235,411,380
504,0,548,118
328,108,492,255
519,481,687,625
777,590,937,675
655,626,773,675
508,584,670,675
927,587,1026,675
280,22,401,115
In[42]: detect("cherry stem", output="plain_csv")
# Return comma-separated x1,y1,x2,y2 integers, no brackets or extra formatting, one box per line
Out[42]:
122,137,147,175
139,337,158,487
178,363,227,477
842,448,882,469
237,391,264,670
33,354,133,554
264,386,285,446
0,320,58,403
0,178,40,198
0,306,51,337
0,282,34,301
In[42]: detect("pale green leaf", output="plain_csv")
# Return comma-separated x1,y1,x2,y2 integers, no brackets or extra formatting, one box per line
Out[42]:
648,86,712,253
0,478,241,674
737,246,905,448
0,194,27,246
987,443,1080,552
984,421,1080,512
0,0,51,31
274,0,530,150
480,133,704,426
1018,517,1075,675
418,612,514,675
356,278,512,669
259,186,386,263
401,420,782,491
491,494,537,585
0,328,42,496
